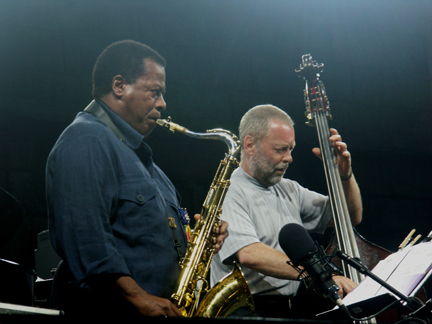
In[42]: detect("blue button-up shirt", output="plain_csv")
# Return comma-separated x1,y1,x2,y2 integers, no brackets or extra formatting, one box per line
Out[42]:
46,100,187,299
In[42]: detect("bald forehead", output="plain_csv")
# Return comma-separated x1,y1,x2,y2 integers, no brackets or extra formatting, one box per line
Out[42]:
263,119,294,137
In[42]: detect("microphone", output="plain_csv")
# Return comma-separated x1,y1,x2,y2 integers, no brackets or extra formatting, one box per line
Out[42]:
278,223,344,308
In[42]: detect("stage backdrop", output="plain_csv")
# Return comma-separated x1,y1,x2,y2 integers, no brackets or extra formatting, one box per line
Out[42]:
0,0,431,276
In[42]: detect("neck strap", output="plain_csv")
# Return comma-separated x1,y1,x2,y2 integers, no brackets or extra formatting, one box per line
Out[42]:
84,100,126,143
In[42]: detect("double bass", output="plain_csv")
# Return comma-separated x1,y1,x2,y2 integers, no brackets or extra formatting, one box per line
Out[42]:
295,54,368,283
293,54,409,322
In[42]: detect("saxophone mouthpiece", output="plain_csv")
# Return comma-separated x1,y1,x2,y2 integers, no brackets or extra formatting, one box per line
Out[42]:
156,117,188,134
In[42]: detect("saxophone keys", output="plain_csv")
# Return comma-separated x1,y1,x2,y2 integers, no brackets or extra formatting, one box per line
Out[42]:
212,220,222,234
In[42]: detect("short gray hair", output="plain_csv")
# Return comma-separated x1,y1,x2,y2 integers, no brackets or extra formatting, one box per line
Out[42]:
239,104,294,158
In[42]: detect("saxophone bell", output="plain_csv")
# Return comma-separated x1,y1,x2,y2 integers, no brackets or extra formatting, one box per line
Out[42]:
195,262,255,317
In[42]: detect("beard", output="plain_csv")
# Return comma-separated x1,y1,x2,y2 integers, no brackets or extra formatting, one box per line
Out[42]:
250,147,289,187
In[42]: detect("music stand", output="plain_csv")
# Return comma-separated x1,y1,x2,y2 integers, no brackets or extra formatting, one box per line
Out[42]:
318,241,432,321
318,293,399,320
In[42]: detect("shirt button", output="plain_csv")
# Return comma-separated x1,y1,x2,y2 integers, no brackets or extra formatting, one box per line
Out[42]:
136,194,145,202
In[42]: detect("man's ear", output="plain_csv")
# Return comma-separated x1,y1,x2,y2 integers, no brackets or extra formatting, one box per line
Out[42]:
112,75,126,97
243,135,256,156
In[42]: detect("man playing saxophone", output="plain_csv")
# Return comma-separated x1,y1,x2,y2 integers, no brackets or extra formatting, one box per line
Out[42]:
210,104,362,318
46,40,228,319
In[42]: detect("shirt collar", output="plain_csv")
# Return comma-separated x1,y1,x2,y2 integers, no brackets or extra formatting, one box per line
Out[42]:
95,99,146,151
238,165,270,189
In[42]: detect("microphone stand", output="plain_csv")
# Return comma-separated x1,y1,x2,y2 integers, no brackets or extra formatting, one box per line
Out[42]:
335,250,430,321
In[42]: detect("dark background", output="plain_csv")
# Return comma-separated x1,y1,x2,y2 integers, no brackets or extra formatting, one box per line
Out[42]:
0,0,431,275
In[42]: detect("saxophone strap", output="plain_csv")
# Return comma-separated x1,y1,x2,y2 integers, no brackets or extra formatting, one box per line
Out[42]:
168,217,185,261
84,100,126,142
84,100,185,261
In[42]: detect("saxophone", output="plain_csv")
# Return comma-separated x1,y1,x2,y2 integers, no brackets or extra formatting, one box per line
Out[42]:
156,117,255,317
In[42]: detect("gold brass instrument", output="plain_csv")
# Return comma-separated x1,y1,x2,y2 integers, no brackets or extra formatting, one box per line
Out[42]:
156,117,255,317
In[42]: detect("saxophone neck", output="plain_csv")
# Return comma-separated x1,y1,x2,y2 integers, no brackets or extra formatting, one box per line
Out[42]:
156,117,240,158
201,129,240,158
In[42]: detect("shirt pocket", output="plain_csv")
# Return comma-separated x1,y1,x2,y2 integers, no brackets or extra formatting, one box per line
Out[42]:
115,180,176,260
116,180,167,231
118,180,156,205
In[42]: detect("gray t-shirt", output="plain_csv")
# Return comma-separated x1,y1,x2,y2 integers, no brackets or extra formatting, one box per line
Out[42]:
210,166,332,296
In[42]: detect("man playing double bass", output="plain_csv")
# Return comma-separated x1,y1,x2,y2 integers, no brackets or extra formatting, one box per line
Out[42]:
210,104,362,318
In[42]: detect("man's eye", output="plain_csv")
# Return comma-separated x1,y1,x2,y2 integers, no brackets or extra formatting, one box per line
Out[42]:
150,89,165,98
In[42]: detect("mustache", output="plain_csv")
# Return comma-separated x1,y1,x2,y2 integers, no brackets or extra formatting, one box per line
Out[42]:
275,163,289,171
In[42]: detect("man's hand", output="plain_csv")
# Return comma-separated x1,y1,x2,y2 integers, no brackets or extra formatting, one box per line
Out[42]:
312,128,352,178
313,128,363,226
133,292,183,317
115,276,183,317
194,214,229,252
332,275,357,298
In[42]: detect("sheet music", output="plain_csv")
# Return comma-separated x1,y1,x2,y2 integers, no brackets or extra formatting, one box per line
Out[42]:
341,241,432,306
382,242,432,297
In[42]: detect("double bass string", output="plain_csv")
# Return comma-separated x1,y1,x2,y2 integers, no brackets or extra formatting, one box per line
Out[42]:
310,79,363,283
309,66,376,324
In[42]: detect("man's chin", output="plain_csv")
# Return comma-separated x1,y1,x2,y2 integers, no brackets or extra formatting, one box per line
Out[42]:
141,124,157,138
271,176,283,185
264,174,283,187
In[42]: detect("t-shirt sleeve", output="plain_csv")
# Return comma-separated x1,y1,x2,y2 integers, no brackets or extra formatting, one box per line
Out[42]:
296,183,332,234
217,192,261,265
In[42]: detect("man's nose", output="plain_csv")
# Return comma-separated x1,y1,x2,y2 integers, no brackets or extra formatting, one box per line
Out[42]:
156,95,167,111
283,151,293,164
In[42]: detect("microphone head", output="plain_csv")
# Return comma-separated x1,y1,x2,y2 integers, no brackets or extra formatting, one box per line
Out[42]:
278,223,315,263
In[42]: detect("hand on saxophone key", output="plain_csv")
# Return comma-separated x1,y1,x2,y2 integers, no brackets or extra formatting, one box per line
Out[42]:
194,214,229,253
215,220,229,252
